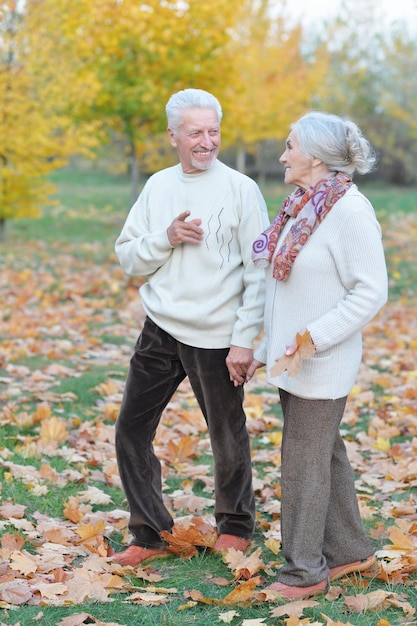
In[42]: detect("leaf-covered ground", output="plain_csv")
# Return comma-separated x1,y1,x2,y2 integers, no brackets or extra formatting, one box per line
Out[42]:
0,207,416,626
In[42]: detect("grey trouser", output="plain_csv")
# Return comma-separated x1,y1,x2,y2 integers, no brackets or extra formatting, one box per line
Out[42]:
278,389,374,586
115,317,255,549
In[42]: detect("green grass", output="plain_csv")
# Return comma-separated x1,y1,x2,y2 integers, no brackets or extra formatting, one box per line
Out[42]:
0,169,416,625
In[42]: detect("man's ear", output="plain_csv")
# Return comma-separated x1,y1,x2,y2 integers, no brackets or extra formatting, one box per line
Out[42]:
167,128,177,147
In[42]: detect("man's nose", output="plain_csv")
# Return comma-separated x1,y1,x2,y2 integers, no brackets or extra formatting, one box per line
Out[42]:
200,132,213,146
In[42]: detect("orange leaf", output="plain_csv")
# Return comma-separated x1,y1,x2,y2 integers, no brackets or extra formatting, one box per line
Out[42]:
387,526,416,552
0,533,25,559
160,525,198,558
161,435,201,464
222,578,259,604
75,520,106,543
63,497,84,524
270,331,315,377
39,416,68,443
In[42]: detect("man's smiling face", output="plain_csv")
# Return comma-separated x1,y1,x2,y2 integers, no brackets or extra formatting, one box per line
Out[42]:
168,107,221,174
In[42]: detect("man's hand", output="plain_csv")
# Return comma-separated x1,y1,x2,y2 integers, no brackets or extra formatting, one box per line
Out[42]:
226,345,253,387
167,211,203,247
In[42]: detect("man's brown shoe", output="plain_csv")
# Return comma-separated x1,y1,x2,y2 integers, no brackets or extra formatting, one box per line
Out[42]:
112,545,168,567
329,555,379,582
213,533,250,554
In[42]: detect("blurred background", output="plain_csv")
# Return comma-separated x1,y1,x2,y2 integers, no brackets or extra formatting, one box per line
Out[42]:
1,0,416,238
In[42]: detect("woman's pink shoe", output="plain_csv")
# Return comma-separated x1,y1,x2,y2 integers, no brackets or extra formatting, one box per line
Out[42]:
265,578,329,600
329,555,379,582
112,545,168,567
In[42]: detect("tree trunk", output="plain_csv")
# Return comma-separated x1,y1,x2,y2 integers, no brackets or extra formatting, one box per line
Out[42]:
0,219,5,243
236,144,246,174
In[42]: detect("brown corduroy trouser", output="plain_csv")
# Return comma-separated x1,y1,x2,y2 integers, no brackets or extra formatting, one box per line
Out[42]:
115,317,255,549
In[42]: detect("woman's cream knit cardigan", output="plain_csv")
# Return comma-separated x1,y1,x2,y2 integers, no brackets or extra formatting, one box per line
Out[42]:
254,185,388,400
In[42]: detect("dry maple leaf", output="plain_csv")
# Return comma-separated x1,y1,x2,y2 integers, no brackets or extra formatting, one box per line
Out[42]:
0,580,33,605
39,416,68,443
160,435,201,464
270,331,316,378
189,516,217,547
0,533,25,559
32,403,52,422
75,520,106,544
9,550,38,576
127,591,170,605
270,599,319,618
31,581,68,600
222,578,260,605
78,486,113,506
160,525,198,558
223,547,265,581
387,525,416,552
344,589,389,612
0,503,26,519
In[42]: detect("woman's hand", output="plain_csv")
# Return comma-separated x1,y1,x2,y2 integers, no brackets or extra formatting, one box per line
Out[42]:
245,358,265,383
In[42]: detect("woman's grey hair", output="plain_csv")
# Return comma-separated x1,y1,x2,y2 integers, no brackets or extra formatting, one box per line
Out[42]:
292,111,376,175
165,89,222,134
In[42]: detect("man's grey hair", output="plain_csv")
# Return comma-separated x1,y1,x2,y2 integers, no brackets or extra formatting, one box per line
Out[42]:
166,89,222,134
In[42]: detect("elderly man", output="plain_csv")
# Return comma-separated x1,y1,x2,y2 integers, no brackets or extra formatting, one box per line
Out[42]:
113,88,268,567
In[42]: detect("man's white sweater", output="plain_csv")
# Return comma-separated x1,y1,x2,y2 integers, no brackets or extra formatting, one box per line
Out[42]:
115,159,269,349
254,186,388,399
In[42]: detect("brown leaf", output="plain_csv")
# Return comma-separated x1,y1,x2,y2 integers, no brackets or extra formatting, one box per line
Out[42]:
75,520,106,543
0,533,25,559
223,547,265,580
160,525,198,558
270,599,319,618
0,503,26,519
63,496,84,524
39,416,68,443
222,578,259,604
160,435,201,464
9,551,38,575
270,331,315,377
344,589,389,612
0,580,33,605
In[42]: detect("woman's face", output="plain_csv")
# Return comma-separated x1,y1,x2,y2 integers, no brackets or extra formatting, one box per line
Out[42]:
279,130,316,190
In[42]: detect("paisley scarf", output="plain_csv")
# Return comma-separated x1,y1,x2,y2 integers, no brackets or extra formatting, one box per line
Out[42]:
252,172,353,281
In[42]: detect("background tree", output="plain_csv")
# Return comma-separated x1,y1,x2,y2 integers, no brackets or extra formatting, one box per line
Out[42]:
0,1,101,241
375,24,417,183
59,0,248,201
221,0,329,180
314,0,417,184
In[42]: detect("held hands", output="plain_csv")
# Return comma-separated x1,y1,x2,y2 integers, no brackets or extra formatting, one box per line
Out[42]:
226,346,265,387
167,211,203,247
246,358,265,383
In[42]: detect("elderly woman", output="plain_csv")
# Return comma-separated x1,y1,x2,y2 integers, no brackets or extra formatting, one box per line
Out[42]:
249,111,387,600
